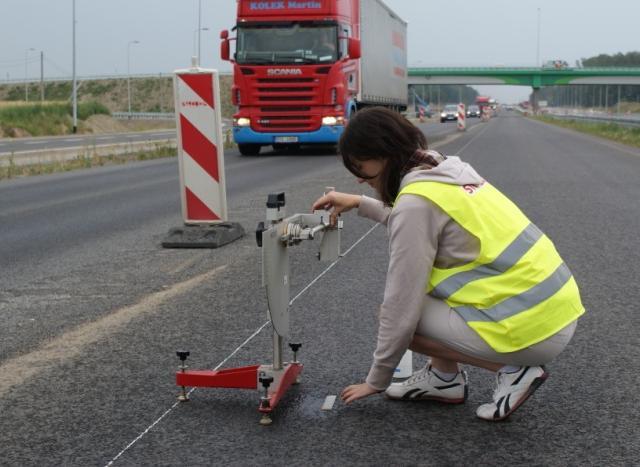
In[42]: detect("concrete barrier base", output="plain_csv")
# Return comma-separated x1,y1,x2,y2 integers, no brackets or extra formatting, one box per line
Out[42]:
161,223,245,249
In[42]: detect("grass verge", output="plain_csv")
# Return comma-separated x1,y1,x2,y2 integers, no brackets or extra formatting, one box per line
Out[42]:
0,101,109,137
534,115,640,149
0,145,176,181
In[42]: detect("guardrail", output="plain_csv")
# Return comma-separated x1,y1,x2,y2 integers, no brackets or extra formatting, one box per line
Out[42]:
544,110,640,127
112,112,175,121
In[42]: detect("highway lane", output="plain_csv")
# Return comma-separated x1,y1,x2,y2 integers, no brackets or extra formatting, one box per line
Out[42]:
0,117,472,156
0,117,477,291
3,113,637,466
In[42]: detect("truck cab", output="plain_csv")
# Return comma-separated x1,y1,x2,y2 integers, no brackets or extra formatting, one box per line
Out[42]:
220,1,361,155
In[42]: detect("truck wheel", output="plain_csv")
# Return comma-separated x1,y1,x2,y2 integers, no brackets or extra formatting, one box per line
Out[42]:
238,144,261,156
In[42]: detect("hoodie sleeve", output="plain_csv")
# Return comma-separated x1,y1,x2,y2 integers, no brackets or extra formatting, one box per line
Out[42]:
365,194,450,391
357,195,391,225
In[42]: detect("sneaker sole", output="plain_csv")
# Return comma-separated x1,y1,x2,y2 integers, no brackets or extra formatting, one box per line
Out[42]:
483,371,549,422
386,385,468,404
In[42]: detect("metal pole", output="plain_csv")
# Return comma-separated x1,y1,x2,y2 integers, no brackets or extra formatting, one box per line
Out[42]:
536,8,541,67
193,28,209,63
24,49,27,101
411,85,415,114
193,29,198,59
127,40,140,115
197,0,202,65
127,45,131,115
617,85,621,114
159,73,164,113
24,47,35,101
599,86,603,109
273,332,283,371
40,51,44,102
72,0,77,133
605,85,609,113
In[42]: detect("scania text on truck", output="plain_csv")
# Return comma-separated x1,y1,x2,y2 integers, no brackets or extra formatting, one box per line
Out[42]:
220,0,408,155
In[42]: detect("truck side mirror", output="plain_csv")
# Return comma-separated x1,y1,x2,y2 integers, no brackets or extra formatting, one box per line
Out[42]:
221,39,230,61
220,29,231,61
348,38,361,59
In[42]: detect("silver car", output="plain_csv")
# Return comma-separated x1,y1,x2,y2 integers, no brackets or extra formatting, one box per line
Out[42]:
440,104,458,123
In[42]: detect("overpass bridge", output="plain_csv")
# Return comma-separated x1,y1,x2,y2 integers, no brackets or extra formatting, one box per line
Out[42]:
407,67,640,109
407,67,640,87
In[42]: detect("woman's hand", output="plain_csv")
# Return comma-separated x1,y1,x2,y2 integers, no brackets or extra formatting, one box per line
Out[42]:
340,383,381,404
311,191,361,226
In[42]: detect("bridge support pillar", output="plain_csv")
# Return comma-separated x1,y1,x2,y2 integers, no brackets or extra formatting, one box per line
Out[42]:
531,87,541,115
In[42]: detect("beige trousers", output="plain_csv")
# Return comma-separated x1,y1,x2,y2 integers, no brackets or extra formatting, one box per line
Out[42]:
416,294,577,366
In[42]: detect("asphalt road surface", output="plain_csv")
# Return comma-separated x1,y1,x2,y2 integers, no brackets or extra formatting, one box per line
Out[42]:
1,113,638,466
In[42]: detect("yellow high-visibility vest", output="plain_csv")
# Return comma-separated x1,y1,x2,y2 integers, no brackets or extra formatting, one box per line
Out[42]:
397,181,584,353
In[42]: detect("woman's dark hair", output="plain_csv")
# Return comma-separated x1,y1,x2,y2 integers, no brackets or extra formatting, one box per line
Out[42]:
339,106,427,205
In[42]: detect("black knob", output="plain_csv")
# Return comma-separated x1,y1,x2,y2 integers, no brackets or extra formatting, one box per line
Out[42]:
259,376,274,388
176,350,190,361
266,192,285,209
289,343,302,352
256,221,266,247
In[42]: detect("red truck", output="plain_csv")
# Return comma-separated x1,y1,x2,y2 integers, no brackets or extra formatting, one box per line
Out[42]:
220,0,408,155
475,95,490,113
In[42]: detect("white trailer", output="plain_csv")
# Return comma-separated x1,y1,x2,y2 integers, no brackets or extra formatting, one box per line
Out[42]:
357,0,408,109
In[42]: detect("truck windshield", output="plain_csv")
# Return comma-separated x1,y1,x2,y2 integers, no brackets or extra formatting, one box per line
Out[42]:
236,23,338,65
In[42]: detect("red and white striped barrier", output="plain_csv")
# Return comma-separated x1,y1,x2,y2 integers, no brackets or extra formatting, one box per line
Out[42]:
174,67,228,224
457,103,466,131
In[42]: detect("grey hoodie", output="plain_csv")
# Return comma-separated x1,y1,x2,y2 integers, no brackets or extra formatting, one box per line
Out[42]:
357,155,486,391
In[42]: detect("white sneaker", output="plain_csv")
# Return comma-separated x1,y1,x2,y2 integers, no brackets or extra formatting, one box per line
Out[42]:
385,364,468,403
476,366,549,421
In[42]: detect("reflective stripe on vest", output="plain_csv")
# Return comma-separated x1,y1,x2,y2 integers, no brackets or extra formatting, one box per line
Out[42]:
397,181,584,353
431,222,544,300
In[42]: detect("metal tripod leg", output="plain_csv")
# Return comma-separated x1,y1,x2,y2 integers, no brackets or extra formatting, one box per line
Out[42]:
273,330,283,371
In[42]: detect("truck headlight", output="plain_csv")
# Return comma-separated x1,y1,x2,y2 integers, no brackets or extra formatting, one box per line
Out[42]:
234,117,251,127
440,113,446,118
322,116,344,126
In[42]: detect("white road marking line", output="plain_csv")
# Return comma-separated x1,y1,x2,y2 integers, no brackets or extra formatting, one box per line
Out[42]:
321,395,337,411
0,265,227,400
454,121,492,157
25,141,42,145
63,138,82,142
104,223,381,467
166,256,200,275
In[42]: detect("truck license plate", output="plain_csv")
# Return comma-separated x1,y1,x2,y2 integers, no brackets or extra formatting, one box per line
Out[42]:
274,136,298,143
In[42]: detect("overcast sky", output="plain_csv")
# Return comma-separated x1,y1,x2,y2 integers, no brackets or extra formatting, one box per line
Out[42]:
1,0,637,102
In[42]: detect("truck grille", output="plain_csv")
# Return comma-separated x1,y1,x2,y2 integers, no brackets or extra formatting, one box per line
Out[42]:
250,77,321,132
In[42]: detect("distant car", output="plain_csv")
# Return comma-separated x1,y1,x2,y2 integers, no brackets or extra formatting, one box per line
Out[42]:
440,104,458,123
466,105,480,118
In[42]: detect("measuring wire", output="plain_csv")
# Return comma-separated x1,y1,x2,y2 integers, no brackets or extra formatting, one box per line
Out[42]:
104,222,380,466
